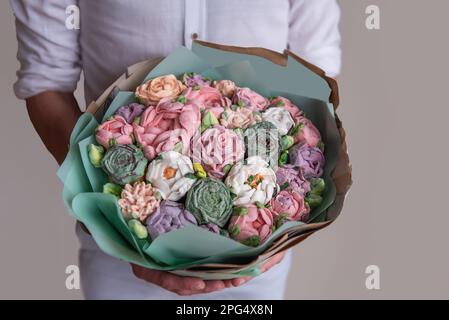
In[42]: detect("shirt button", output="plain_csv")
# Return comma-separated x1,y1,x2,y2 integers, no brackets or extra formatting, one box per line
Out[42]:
191,32,199,40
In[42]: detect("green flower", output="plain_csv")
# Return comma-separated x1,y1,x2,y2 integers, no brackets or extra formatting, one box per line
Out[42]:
127,219,148,240
185,178,233,227
280,135,294,150
201,110,219,132
310,178,326,195
278,150,288,166
103,182,122,198
88,144,104,168
240,235,260,247
101,144,148,186
305,194,322,208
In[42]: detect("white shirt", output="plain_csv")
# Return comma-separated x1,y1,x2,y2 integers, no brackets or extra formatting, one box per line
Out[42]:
11,0,341,103
10,0,341,299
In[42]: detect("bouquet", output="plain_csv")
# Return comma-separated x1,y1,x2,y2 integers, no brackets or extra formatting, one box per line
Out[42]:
58,41,351,279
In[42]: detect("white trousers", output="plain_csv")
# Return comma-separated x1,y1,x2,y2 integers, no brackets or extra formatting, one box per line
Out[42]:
76,224,292,300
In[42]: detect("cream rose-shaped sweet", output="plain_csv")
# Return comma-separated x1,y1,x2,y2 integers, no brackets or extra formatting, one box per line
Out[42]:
184,86,231,118
135,75,186,106
133,99,201,160
191,125,245,179
118,182,161,222
220,106,262,129
95,115,134,149
262,107,295,135
268,96,304,123
232,87,269,111
270,190,310,223
225,156,278,206
213,80,237,98
145,151,196,201
291,117,322,147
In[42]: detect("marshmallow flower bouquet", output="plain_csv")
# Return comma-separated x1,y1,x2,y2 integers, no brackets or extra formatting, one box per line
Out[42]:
58,42,351,279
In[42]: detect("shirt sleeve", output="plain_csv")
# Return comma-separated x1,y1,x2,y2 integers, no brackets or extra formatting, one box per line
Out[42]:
10,0,81,99
288,0,342,77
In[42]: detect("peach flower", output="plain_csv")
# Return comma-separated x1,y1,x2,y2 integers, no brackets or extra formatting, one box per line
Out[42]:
135,74,185,106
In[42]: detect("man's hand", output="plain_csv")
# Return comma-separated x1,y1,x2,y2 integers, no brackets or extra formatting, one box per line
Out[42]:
131,251,286,296
26,91,82,165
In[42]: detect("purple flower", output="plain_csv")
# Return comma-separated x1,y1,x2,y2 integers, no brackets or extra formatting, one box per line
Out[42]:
182,73,211,88
115,103,146,123
276,165,311,196
289,143,325,179
146,201,197,239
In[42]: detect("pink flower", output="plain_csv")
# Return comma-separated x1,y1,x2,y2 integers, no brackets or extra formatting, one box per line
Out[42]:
268,96,304,123
270,190,310,223
135,74,185,106
220,106,261,129
184,86,231,118
292,117,321,147
213,80,237,98
228,205,274,246
95,115,134,149
232,87,269,112
133,99,200,160
191,125,245,179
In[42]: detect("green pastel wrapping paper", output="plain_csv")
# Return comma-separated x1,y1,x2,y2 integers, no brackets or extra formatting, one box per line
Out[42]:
58,41,351,279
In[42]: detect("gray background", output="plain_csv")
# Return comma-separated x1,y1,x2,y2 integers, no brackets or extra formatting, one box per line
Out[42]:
1,0,448,299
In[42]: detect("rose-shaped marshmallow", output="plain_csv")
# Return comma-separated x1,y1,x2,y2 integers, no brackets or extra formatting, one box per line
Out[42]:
115,103,146,124
213,80,237,98
289,143,325,179
96,115,134,149
182,72,211,88
185,178,233,228
270,190,310,223
276,165,311,196
145,151,196,201
262,107,295,135
220,106,261,129
118,182,160,222
101,144,148,185
133,99,200,160
291,117,322,148
232,87,269,112
146,201,197,239
225,156,278,206
191,125,245,179
228,205,274,247
243,121,280,168
135,74,185,106
269,96,304,123
184,86,231,118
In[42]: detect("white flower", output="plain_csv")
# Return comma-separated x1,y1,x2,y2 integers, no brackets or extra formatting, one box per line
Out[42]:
145,151,196,201
225,156,278,206
262,107,295,135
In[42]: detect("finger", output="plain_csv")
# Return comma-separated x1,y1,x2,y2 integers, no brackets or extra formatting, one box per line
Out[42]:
202,280,226,293
174,281,228,296
159,273,206,292
231,276,252,287
131,265,206,292
223,280,234,288
260,252,286,273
